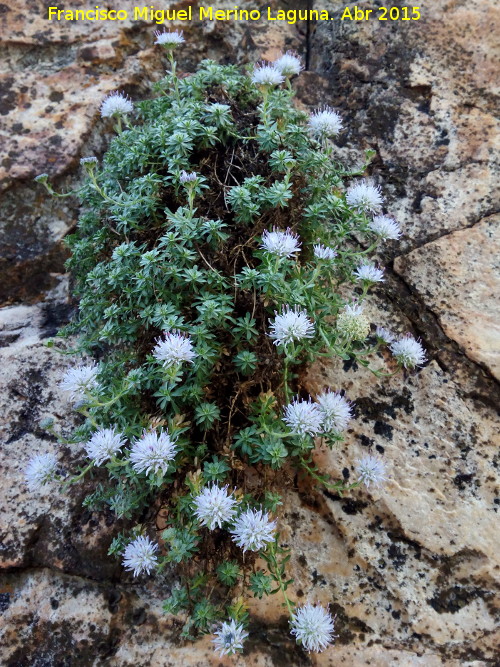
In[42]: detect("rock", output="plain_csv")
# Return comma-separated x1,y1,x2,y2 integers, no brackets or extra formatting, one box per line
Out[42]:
310,0,500,254
0,281,122,580
1,0,499,663
394,214,500,380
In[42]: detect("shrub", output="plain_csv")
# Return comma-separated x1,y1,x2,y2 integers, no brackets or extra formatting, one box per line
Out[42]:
31,35,426,655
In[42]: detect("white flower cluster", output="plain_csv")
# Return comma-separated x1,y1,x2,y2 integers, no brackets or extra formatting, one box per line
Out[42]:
193,484,238,530
60,363,99,402
25,453,58,491
284,390,353,437
370,215,401,240
84,427,126,466
230,508,277,552
308,107,343,139
290,603,335,652
284,398,323,436
152,330,197,368
154,29,185,47
390,334,427,368
346,179,383,214
269,307,315,347
273,51,303,77
251,62,285,87
261,227,301,258
356,454,388,488
122,535,158,577
375,326,395,344
129,430,177,476
100,92,133,118
354,263,385,283
313,244,337,261
179,170,197,184
80,156,98,166
212,619,249,657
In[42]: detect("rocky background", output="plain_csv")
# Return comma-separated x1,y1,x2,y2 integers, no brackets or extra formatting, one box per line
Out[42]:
1,0,499,664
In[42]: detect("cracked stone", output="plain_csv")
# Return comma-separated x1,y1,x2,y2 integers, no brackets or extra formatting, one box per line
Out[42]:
394,214,500,380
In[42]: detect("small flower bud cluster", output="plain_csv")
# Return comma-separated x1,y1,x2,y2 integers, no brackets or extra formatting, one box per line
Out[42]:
336,303,371,341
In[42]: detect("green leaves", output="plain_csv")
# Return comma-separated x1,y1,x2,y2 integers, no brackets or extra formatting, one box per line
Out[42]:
217,561,242,587
250,571,273,598
194,402,221,430
161,527,199,563
48,51,397,646
203,455,230,483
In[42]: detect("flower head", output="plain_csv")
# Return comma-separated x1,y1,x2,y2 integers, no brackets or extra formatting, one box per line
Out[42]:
230,508,276,552
129,430,177,476
80,156,98,166
390,335,427,369
313,244,337,261
122,535,158,577
269,307,315,347
290,604,335,653
84,427,126,466
212,619,248,657
60,363,99,402
251,63,284,87
154,29,185,47
336,303,370,341
261,227,301,258
316,391,353,433
273,51,303,77
308,106,343,139
284,398,323,437
369,215,402,240
100,92,133,118
375,326,395,344
346,180,384,213
152,330,197,368
34,173,49,183
354,263,385,283
193,484,238,530
25,453,58,492
179,170,197,184
356,455,388,488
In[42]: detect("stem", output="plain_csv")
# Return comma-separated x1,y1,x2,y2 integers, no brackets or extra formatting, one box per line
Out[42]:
62,461,94,489
300,457,360,495
266,542,293,617
167,51,180,101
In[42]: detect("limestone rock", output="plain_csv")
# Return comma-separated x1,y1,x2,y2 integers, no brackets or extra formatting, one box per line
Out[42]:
394,214,500,380
310,0,500,253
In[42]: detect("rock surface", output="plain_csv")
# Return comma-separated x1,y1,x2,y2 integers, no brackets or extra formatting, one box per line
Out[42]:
1,0,499,665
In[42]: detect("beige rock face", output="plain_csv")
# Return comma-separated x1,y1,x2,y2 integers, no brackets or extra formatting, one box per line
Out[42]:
1,0,499,664
310,0,500,252
394,215,500,380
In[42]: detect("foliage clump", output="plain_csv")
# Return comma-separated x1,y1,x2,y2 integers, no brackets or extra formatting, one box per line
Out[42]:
31,38,426,655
